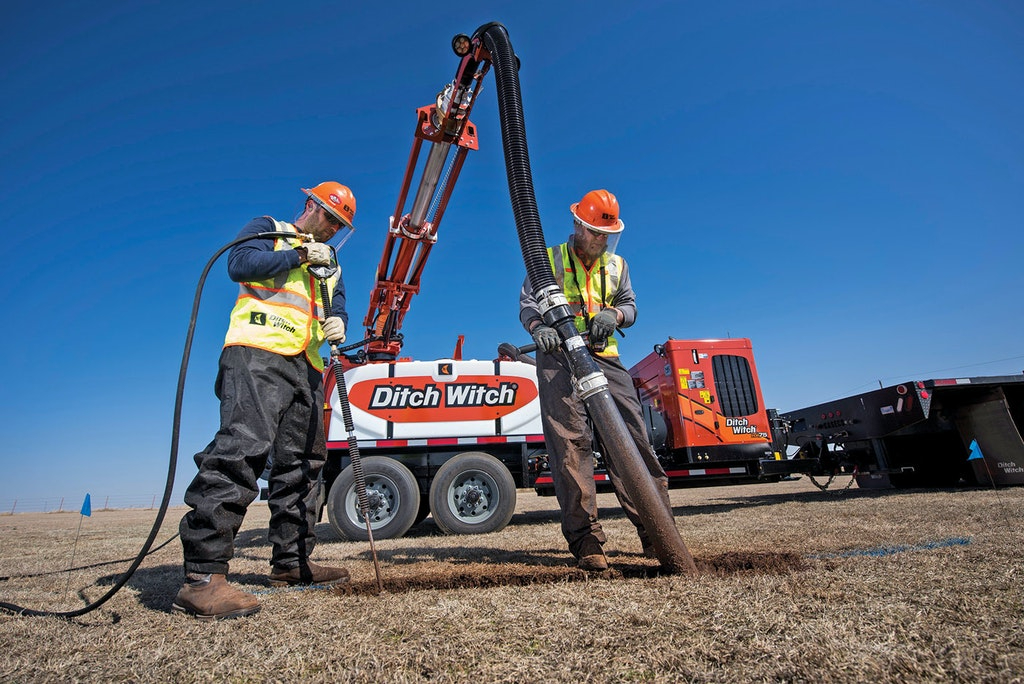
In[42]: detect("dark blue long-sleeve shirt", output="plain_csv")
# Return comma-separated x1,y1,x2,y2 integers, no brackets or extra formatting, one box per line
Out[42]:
227,216,348,326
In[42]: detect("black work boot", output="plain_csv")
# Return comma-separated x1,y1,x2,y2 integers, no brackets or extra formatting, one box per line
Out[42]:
576,539,609,572
172,574,260,621
268,560,350,586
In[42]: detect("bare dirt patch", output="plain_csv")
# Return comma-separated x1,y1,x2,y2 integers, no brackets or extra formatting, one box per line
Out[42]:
333,551,807,597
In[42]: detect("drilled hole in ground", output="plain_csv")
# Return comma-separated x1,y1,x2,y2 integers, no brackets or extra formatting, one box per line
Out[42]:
331,552,807,596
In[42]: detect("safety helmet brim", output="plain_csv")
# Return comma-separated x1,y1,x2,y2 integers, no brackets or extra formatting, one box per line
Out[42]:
303,187,356,231
570,202,624,234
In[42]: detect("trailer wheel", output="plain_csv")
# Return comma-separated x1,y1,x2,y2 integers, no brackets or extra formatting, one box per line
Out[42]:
326,457,421,541
428,452,516,535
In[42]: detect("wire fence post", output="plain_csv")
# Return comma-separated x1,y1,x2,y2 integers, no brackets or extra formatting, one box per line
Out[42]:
0,494,174,513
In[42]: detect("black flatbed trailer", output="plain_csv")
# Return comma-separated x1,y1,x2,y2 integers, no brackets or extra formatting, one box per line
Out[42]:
776,374,1024,488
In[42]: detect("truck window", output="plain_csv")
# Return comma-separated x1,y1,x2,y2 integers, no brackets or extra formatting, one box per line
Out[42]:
712,354,758,417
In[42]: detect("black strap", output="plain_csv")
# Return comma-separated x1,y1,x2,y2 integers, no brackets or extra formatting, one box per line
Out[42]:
566,245,607,326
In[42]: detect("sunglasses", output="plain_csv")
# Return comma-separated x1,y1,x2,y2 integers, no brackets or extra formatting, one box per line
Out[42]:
320,205,343,227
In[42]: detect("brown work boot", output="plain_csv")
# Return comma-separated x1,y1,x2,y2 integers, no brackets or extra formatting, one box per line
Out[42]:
172,574,260,621
268,560,350,586
576,539,609,572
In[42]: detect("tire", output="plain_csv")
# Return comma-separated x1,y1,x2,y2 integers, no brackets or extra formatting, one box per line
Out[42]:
428,452,516,536
326,456,421,541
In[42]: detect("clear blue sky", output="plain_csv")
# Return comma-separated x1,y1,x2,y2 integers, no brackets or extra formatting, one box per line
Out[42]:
1,1,1021,510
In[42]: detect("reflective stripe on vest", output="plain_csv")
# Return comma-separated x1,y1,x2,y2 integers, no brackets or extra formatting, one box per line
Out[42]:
547,243,623,357
223,219,339,370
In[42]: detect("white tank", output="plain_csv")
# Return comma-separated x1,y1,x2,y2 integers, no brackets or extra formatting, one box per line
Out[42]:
327,358,542,443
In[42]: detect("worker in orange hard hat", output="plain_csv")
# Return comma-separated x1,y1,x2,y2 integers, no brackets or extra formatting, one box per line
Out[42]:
519,189,675,572
175,181,357,620
568,188,624,265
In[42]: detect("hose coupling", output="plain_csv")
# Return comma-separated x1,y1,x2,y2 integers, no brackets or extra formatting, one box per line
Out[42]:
574,371,608,400
535,286,569,316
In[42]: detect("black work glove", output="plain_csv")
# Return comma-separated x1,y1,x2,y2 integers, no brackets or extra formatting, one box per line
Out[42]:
589,308,619,342
531,324,560,353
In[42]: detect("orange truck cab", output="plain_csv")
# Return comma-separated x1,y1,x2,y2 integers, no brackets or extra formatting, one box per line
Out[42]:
630,338,794,486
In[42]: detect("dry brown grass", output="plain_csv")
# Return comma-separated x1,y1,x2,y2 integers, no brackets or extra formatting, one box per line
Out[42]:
2,478,1022,683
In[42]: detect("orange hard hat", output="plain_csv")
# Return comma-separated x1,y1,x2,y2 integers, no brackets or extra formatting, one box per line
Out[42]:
570,189,624,234
302,181,357,229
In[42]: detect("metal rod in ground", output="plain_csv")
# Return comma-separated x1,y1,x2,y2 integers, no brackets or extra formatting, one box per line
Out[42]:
315,273,385,593
977,452,1016,532
365,527,384,593
63,514,86,605
348,428,387,593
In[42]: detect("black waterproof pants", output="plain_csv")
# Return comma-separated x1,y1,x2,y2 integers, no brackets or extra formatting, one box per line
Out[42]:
537,350,673,557
180,345,327,575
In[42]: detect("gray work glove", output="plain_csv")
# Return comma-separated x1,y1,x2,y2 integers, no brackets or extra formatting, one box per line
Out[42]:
302,242,332,266
531,324,560,353
322,316,346,343
589,308,619,342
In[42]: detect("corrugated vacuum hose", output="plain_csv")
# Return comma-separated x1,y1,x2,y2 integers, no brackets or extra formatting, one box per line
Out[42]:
477,22,696,574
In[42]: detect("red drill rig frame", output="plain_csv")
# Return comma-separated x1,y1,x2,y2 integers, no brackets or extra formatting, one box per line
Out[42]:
361,33,492,362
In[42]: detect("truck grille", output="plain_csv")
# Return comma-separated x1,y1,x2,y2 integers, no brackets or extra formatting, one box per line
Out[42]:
713,354,759,417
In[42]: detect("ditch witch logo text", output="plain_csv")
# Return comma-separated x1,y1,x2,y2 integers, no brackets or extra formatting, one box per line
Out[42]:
348,375,538,423
249,311,296,334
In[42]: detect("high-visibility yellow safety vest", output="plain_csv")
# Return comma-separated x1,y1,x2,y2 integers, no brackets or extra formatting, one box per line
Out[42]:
548,243,623,358
224,219,339,370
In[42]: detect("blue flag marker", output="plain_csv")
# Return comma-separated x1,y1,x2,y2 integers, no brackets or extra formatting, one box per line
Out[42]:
968,439,984,461
80,493,92,517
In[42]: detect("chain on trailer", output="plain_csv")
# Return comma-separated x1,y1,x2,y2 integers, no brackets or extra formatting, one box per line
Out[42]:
807,467,860,492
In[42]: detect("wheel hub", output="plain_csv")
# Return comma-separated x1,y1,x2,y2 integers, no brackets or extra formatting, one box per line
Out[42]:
366,490,384,512
453,479,490,517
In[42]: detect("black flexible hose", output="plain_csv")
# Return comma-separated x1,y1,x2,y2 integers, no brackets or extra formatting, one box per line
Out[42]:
0,231,302,618
0,534,180,582
477,24,556,295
